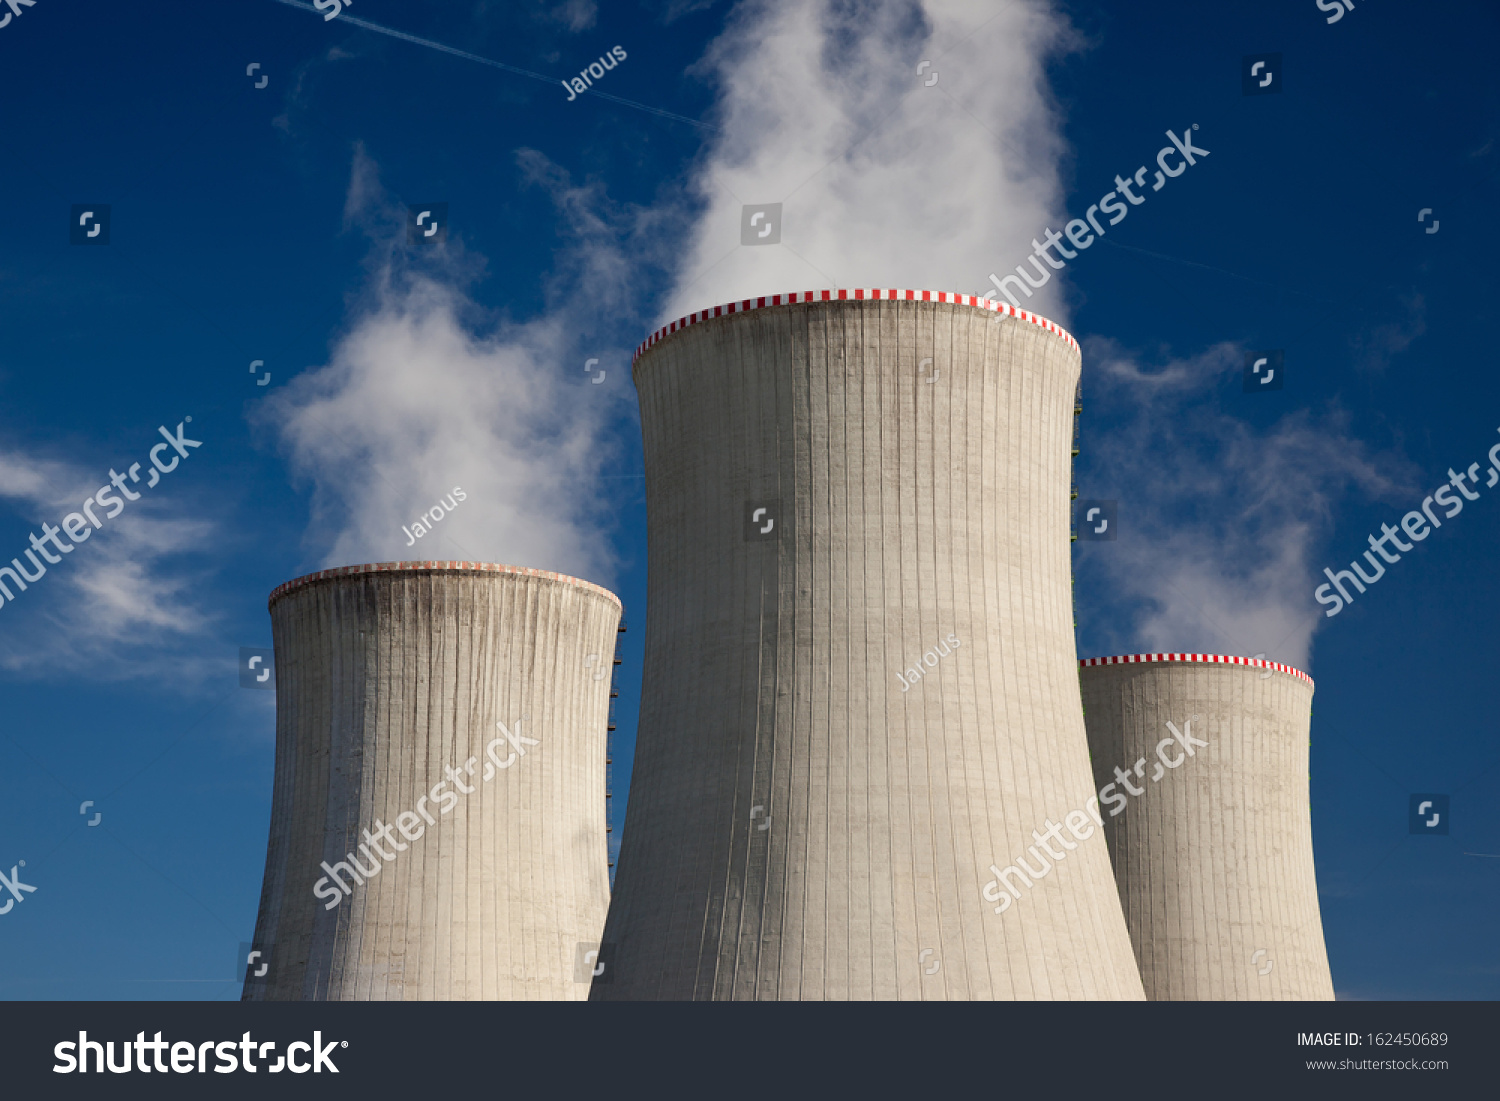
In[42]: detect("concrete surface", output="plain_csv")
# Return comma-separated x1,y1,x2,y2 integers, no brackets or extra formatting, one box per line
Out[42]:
1079,655,1334,1000
245,561,619,1000
597,294,1144,1000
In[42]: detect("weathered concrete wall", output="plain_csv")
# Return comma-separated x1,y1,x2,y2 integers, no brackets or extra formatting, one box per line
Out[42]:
597,291,1144,1000
1079,655,1334,1000
245,562,619,1001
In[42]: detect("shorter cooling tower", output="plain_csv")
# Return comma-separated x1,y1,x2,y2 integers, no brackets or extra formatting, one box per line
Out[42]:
244,561,619,1001
1078,653,1334,1000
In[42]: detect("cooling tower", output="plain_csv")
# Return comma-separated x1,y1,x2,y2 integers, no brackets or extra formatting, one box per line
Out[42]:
244,561,619,1001
596,289,1144,1000
1078,653,1334,1000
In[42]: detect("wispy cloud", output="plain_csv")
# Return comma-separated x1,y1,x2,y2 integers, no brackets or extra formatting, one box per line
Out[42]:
1075,338,1416,670
0,449,218,679
547,0,599,32
271,41,365,138
653,0,719,24
1349,289,1426,372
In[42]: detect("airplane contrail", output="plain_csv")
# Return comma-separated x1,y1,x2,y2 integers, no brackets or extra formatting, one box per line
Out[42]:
266,0,715,131
1463,852,1500,858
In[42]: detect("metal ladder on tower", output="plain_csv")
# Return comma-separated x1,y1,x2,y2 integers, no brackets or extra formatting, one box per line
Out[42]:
606,616,625,872
1069,378,1081,627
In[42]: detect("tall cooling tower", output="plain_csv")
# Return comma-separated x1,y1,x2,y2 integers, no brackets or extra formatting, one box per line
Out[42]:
244,561,620,1001
596,289,1144,1000
1078,653,1334,1000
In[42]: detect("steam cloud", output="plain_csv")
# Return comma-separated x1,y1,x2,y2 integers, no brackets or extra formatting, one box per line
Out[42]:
259,147,637,586
663,0,1077,319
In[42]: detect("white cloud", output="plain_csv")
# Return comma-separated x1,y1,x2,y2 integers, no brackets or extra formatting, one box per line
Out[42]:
662,0,1078,320
1075,338,1417,670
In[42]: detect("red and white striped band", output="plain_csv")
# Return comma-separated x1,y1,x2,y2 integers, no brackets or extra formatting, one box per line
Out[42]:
269,561,621,609
1079,652,1313,688
633,288,1079,364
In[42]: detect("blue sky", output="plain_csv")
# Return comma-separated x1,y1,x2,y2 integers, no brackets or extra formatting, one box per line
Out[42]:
0,0,1495,1000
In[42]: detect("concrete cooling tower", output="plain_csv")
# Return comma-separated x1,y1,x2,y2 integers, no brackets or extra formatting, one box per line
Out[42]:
1078,653,1334,1000
244,561,620,1001
595,289,1144,1000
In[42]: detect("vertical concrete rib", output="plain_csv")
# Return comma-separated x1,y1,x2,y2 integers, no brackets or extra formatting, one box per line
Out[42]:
597,290,1143,1000
244,561,618,1001
1078,653,1335,1000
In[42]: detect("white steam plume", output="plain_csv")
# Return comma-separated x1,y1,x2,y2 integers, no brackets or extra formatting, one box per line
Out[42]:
258,146,640,586
664,0,1077,320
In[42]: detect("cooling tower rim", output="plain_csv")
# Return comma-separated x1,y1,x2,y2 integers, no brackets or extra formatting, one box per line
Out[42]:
1080,652,1312,688
267,560,621,610
632,288,1078,364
